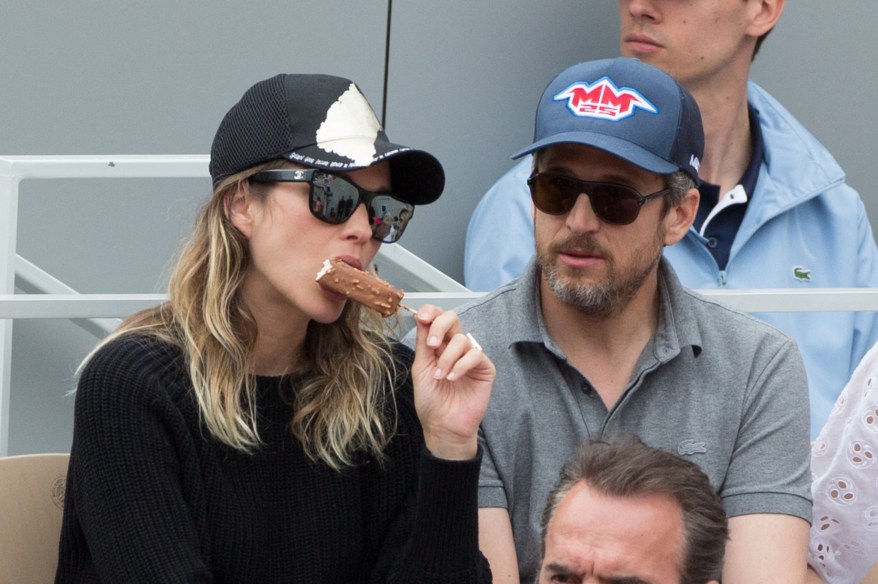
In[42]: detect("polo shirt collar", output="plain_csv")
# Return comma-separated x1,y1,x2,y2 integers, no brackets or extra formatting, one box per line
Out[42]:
654,259,703,360
740,105,764,195
696,105,764,209
510,257,703,361
507,257,549,346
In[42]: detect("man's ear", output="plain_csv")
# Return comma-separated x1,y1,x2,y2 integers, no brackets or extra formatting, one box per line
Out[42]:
662,187,698,246
747,0,785,39
226,187,254,238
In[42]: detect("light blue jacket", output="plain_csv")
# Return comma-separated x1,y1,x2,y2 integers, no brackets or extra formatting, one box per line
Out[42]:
464,82,878,437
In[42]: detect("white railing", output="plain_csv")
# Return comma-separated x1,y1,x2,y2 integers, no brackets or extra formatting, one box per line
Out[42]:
3,155,878,455
0,155,469,455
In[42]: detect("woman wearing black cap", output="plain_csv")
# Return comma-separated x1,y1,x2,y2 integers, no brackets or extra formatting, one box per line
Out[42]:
55,75,494,583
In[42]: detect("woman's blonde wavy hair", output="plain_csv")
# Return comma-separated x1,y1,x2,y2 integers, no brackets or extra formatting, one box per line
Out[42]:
83,160,398,470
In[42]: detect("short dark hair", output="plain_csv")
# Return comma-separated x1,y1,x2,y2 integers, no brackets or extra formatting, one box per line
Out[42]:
540,437,728,584
753,29,772,60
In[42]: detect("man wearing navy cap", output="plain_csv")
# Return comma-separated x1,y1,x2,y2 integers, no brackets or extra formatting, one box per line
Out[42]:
453,58,811,583
466,1,878,452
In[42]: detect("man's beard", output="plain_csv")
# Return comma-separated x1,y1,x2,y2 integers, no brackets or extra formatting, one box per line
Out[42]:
538,231,664,318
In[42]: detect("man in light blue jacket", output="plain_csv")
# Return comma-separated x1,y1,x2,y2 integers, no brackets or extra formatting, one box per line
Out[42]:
464,0,878,438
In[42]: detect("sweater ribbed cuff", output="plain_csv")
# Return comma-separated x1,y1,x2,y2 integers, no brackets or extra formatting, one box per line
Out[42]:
404,446,483,574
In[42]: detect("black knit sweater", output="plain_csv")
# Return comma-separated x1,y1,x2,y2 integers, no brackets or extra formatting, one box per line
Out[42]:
55,335,490,583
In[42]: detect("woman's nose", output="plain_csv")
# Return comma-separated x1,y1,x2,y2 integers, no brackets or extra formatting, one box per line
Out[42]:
344,202,375,241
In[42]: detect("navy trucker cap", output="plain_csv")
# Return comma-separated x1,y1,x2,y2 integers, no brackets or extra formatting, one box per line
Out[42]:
513,57,704,181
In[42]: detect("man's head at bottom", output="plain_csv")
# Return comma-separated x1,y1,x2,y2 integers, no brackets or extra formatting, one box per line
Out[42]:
537,438,728,584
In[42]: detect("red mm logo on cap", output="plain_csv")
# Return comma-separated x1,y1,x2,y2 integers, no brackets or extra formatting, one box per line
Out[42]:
553,77,658,121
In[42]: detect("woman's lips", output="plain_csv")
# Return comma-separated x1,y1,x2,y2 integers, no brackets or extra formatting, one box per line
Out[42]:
333,255,363,270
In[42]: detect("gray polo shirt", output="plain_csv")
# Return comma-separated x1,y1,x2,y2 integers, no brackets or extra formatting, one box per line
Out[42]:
448,258,812,583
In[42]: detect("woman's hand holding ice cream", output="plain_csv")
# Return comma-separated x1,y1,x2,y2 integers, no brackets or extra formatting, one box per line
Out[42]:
410,305,494,461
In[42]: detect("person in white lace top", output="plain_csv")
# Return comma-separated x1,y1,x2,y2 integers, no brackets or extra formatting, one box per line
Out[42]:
808,341,878,583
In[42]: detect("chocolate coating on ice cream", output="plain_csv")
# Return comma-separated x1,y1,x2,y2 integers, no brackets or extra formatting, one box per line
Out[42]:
316,258,404,317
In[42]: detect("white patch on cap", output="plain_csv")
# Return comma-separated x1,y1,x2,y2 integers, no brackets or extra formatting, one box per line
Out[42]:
316,83,380,166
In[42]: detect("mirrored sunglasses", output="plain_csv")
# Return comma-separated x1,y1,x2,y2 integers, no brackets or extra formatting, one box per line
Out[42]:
527,172,669,225
250,169,415,243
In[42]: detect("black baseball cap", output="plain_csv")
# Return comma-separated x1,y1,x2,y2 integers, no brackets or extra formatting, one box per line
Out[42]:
210,74,445,205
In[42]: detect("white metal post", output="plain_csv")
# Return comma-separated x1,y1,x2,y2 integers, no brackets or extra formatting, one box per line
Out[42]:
0,163,21,455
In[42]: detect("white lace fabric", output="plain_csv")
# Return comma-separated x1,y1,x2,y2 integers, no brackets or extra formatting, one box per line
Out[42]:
809,342,878,583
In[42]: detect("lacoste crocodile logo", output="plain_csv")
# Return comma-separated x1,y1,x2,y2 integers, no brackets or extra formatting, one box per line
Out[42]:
793,266,812,282
677,439,707,456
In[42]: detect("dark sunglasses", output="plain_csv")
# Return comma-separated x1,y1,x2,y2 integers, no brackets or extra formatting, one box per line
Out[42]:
527,172,669,225
250,169,414,243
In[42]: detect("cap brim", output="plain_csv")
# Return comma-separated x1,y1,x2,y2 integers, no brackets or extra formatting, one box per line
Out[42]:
286,139,445,205
511,131,678,176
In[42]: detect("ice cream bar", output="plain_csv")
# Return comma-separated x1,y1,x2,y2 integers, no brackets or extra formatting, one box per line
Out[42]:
316,258,406,317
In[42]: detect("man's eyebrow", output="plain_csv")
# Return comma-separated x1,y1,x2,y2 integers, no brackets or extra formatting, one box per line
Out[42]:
543,561,577,576
538,163,574,175
543,563,652,584
538,164,638,186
